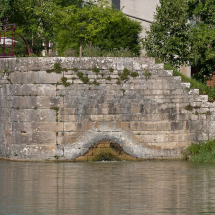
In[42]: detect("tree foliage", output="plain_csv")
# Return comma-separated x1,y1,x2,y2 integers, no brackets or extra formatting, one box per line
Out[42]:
144,0,215,79
143,0,190,67
0,0,84,56
92,11,142,56
0,0,142,57
54,1,142,56
0,0,58,56
54,1,111,56
188,0,215,79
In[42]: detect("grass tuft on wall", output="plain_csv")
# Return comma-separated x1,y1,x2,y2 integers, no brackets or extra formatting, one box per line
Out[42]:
184,139,215,163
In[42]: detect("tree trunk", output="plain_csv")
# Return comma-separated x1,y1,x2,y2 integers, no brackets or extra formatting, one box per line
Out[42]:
79,38,83,57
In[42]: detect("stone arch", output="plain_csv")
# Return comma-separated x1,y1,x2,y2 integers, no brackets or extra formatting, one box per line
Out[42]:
58,130,182,161
59,130,146,160
76,140,137,161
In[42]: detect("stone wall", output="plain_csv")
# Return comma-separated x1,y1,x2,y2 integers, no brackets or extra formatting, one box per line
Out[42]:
0,57,215,161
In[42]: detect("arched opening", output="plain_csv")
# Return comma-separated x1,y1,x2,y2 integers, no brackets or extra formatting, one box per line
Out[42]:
75,140,138,161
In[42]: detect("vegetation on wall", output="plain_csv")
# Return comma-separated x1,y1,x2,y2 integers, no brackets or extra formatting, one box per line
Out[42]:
184,139,215,163
163,62,215,102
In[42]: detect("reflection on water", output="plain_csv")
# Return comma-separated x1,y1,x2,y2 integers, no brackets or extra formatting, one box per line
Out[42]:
0,161,215,215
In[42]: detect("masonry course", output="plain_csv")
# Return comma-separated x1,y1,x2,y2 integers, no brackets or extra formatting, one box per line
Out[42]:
0,57,214,161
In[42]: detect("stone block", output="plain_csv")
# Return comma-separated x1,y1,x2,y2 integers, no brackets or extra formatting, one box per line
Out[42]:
89,147,101,156
188,89,199,95
140,113,158,121
186,121,201,131
12,84,56,96
119,114,131,122
190,114,199,120
12,122,63,132
90,115,104,121
12,109,56,122
59,108,76,115
183,133,198,142
130,122,158,131
171,121,184,131
69,115,76,121
157,122,170,131
87,156,98,161
38,71,63,84
58,114,69,122
62,135,80,145
181,82,190,88
103,115,119,121
116,122,130,130
131,103,139,113
197,95,208,102
64,123,77,132
32,132,56,144
0,58,16,71
150,63,164,70
12,96,62,109
116,58,133,70
11,131,56,144
142,134,168,143
168,134,183,142
10,71,39,84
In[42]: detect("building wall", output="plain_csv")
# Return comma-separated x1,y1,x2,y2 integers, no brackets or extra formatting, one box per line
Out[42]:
0,57,214,161
113,0,160,38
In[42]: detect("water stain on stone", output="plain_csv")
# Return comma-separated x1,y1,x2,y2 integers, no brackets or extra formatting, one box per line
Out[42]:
75,141,137,161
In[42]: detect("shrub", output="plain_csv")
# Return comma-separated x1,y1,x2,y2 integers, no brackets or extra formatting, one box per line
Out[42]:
184,139,215,163
83,44,102,57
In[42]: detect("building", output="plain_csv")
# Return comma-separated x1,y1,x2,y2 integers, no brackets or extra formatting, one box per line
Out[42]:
112,0,159,38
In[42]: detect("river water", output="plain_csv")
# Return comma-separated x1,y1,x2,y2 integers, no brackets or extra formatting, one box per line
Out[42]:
0,160,215,215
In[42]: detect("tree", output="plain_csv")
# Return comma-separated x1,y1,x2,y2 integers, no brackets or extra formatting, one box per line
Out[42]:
54,1,111,57
0,0,82,56
54,1,142,57
188,0,215,79
144,0,215,80
143,0,191,67
92,11,142,56
0,0,54,55
0,0,142,57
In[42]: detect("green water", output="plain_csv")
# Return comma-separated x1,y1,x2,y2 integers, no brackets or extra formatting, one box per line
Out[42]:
0,161,215,215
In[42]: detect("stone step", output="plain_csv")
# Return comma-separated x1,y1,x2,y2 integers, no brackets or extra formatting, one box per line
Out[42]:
188,89,199,96
2,57,156,72
149,69,173,76
148,63,164,70
181,82,191,88
196,95,208,102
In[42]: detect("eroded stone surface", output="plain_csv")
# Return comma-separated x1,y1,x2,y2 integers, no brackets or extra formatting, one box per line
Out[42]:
75,141,138,161
0,57,215,161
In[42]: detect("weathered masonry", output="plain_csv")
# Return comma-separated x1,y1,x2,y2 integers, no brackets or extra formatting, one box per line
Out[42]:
0,57,215,161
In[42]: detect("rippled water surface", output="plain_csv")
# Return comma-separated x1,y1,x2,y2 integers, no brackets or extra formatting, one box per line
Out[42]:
1,160,215,215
